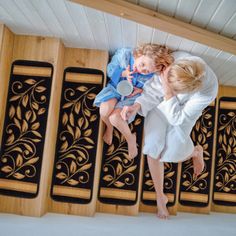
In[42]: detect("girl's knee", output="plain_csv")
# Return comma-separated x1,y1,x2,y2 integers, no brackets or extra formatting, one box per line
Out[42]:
100,108,109,118
109,112,120,126
100,104,112,117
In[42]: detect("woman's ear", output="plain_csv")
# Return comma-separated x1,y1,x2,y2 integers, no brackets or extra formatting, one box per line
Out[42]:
162,66,171,78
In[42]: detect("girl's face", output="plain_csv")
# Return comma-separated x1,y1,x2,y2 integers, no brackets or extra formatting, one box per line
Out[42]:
134,55,156,75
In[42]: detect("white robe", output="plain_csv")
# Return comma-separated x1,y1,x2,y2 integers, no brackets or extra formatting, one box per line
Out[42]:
135,51,219,162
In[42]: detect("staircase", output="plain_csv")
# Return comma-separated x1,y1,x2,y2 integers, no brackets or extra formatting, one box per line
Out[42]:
0,24,235,217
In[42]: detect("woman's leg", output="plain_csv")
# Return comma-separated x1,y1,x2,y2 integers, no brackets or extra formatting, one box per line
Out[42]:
192,145,204,177
142,109,169,219
163,122,204,178
100,98,117,145
109,108,137,159
183,145,204,178
147,156,169,219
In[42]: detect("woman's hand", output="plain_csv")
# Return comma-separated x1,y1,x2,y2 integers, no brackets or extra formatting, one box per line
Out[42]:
161,69,176,100
121,103,141,121
127,87,143,98
122,65,133,83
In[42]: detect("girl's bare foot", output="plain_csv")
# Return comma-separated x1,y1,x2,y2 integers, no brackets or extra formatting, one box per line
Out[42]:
156,194,169,219
127,133,138,159
103,128,113,145
192,145,204,178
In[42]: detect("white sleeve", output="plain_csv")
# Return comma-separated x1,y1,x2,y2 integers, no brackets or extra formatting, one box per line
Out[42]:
158,92,215,126
135,79,162,117
158,53,218,126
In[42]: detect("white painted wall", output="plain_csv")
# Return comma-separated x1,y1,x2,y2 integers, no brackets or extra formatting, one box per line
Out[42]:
0,0,235,85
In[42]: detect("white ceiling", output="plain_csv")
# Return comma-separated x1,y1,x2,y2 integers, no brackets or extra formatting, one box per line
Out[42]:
0,0,236,86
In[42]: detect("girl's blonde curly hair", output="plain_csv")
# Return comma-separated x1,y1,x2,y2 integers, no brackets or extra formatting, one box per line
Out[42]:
133,43,174,73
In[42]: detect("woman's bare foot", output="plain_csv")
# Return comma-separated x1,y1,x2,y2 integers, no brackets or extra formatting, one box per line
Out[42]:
192,145,204,178
103,128,113,145
156,194,169,219
127,133,138,159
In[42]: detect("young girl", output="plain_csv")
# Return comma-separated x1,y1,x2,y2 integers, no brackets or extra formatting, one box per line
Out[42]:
94,44,173,159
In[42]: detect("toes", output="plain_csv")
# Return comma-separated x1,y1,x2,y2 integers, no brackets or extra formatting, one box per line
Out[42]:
157,213,169,220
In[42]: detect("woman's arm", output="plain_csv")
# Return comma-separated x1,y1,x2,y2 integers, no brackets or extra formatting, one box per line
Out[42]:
127,87,143,98
134,76,163,117
158,93,214,126
121,103,141,121
121,76,163,120
158,61,218,126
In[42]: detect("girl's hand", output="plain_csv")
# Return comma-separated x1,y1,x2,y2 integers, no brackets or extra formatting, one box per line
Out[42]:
122,65,133,83
127,87,143,98
121,103,141,121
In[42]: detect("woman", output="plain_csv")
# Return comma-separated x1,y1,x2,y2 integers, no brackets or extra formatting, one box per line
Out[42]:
121,51,218,219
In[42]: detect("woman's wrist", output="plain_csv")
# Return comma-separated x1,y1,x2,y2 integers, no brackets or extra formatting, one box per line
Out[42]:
164,92,175,100
134,102,141,112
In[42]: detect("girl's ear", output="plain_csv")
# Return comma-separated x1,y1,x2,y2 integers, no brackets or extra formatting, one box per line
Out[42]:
156,64,165,73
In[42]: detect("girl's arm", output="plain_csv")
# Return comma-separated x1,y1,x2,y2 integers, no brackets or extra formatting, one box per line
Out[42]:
107,48,132,86
127,87,143,98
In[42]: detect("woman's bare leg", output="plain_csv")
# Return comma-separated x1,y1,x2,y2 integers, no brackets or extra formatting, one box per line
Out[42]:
100,98,117,145
147,156,169,219
109,108,137,159
191,145,204,178
182,145,204,178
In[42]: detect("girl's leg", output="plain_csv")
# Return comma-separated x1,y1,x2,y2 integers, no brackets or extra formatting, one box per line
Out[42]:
100,98,117,145
147,156,169,219
109,108,137,159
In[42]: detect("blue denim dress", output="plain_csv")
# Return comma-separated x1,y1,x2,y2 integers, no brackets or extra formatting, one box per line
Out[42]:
94,48,154,109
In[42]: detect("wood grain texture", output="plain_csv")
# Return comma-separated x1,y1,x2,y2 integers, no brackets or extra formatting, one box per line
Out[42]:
70,0,236,55
140,163,181,216
211,85,236,214
48,48,108,216
0,29,64,217
0,25,14,145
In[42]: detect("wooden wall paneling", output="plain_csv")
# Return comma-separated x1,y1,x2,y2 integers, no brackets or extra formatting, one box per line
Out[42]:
0,33,64,217
83,7,109,50
49,48,108,216
191,0,222,28
137,24,153,45
174,0,200,23
211,85,236,214
0,24,4,50
0,25,14,144
70,0,236,55
218,86,236,98
103,13,123,52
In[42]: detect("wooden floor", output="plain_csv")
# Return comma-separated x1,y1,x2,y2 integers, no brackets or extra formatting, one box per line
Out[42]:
0,212,236,236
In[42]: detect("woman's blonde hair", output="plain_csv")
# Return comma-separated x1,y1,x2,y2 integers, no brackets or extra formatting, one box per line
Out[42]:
167,59,205,94
133,44,174,73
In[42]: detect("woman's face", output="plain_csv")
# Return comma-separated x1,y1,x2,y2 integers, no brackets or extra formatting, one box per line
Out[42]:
134,55,156,75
